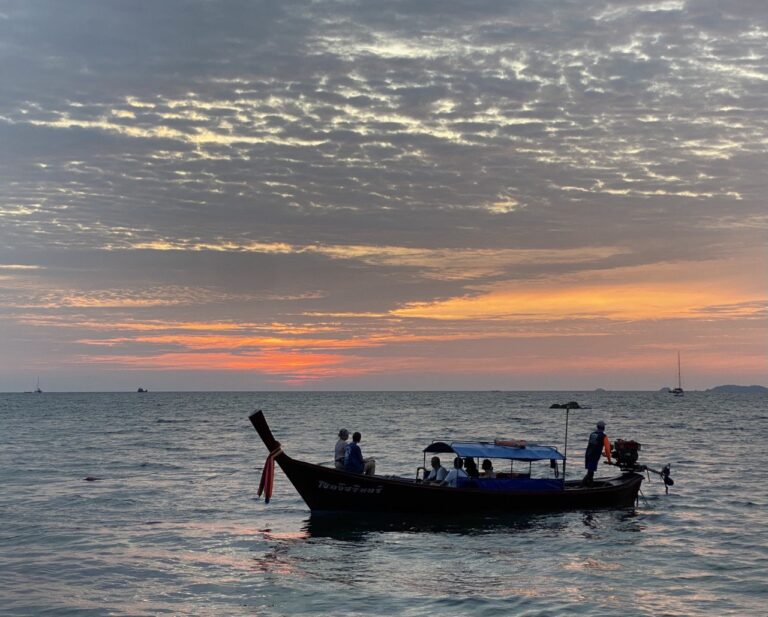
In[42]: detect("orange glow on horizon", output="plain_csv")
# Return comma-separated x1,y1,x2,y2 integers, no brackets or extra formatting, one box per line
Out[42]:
71,340,767,383
392,264,768,321
15,254,766,386
76,350,374,380
75,334,380,350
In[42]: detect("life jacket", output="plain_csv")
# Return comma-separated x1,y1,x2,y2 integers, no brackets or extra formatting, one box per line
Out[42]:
585,430,605,460
345,442,364,474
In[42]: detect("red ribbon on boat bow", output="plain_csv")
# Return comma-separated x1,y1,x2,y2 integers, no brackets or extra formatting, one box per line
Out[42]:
257,446,283,504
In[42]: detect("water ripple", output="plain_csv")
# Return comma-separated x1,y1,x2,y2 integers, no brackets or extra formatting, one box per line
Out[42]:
1,391,766,616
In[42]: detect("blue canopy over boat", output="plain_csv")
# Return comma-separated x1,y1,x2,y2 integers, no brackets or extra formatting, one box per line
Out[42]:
423,441,565,461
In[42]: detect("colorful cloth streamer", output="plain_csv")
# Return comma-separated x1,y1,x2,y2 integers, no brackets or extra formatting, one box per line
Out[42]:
257,446,282,503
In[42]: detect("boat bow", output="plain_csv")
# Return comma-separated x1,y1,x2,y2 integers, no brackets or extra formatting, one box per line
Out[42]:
250,409,284,455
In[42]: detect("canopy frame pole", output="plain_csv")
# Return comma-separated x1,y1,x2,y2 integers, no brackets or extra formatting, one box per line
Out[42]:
563,406,570,480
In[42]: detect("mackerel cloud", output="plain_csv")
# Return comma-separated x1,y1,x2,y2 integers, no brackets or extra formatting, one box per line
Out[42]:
1,0,766,387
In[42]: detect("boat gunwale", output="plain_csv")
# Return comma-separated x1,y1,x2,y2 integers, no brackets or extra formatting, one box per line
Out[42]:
275,446,642,497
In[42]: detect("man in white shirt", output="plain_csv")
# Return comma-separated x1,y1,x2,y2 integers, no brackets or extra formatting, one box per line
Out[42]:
425,456,448,483
441,457,468,487
334,428,349,470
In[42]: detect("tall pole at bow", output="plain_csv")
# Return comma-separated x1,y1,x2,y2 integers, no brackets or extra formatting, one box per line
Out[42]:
552,401,584,480
564,406,569,479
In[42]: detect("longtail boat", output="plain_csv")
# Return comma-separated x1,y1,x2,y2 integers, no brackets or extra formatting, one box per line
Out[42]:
249,410,653,514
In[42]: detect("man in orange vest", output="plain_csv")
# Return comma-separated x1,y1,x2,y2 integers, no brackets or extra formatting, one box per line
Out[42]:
583,420,612,486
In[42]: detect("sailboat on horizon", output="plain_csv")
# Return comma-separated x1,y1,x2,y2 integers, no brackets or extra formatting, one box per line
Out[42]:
26,377,43,394
670,352,684,397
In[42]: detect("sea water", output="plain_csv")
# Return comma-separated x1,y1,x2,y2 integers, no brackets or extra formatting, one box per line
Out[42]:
0,391,766,616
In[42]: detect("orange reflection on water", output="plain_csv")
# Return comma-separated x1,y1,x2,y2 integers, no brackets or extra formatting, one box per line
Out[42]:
115,545,258,572
250,552,299,576
633,586,721,615
562,557,621,572
260,530,310,541
179,521,301,538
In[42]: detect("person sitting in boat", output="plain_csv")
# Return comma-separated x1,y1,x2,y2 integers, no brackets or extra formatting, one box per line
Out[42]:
334,428,349,470
481,459,495,478
464,457,480,479
583,420,612,486
344,431,376,475
441,457,468,488
425,456,448,483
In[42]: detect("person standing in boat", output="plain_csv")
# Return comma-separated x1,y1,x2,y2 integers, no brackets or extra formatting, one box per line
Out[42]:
583,420,612,486
334,428,349,470
345,431,376,475
441,457,468,488
425,456,448,483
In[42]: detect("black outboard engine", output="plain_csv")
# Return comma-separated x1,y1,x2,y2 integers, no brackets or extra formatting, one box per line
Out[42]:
612,439,675,493
612,439,641,470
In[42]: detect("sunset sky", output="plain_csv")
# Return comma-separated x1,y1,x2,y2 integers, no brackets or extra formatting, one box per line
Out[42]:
1,0,766,391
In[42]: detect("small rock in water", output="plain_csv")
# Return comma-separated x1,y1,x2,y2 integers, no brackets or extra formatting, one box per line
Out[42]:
83,476,102,482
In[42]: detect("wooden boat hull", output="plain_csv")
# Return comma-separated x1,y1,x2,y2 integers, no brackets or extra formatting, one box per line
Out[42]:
250,410,643,514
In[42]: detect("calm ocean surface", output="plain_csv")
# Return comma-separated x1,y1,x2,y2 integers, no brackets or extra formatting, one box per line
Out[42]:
1,391,766,616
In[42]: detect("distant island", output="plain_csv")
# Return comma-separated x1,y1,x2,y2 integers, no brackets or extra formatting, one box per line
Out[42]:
706,385,768,394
